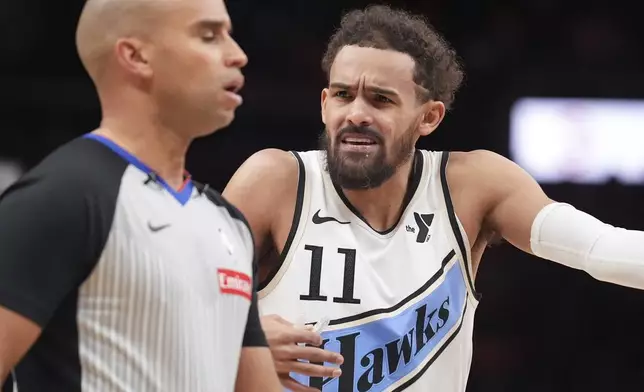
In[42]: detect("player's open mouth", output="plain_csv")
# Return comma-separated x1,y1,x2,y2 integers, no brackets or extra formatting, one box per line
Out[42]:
341,135,378,146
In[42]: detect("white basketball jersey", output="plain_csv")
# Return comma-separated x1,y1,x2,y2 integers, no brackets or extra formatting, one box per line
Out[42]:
258,149,479,392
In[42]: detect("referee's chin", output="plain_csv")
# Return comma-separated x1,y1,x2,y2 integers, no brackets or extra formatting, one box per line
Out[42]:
217,110,237,129
197,111,237,137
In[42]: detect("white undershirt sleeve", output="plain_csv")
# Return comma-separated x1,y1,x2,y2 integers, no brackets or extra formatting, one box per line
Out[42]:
530,202,644,290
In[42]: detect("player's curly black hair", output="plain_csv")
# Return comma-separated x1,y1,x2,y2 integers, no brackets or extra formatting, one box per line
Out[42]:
322,5,464,109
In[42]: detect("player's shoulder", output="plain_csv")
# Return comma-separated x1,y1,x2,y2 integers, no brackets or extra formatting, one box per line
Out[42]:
223,148,306,242
242,148,300,175
226,148,301,193
447,149,505,164
446,149,515,175
1,136,128,203
445,149,534,192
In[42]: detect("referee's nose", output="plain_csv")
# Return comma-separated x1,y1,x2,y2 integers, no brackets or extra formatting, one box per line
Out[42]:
225,36,248,69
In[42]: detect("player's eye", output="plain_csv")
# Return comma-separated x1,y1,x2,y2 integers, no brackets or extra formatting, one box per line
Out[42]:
375,95,393,104
334,90,351,99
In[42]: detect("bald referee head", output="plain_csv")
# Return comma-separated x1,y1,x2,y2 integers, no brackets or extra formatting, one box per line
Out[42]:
74,0,247,190
76,0,248,178
0,1,282,391
77,0,247,138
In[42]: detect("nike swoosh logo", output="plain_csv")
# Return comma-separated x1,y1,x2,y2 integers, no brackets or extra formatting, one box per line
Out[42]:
148,222,171,232
312,209,350,225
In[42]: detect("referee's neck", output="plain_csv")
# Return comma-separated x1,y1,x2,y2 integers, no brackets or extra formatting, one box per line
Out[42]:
92,124,189,190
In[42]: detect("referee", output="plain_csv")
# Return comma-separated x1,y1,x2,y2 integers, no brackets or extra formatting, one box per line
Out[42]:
0,0,281,391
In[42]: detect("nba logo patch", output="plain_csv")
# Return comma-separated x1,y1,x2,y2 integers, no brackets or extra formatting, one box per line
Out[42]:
217,269,252,300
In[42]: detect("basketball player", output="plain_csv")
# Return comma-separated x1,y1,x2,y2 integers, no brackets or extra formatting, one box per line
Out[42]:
0,0,281,390
223,5,644,392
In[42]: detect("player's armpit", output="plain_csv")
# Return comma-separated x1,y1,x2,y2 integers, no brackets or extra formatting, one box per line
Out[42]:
466,150,554,253
235,347,282,392
222,148,299,253
0,306,42,383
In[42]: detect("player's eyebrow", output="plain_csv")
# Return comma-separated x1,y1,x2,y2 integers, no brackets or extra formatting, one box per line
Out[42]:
330,82,400,98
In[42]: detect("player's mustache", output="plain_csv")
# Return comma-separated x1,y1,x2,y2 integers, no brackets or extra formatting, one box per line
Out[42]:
336,125,384,144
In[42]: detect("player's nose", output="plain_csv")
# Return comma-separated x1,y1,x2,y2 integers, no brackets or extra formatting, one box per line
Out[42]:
346,99,374,128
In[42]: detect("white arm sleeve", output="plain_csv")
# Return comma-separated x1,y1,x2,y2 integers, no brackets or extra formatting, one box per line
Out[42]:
530,202,644,290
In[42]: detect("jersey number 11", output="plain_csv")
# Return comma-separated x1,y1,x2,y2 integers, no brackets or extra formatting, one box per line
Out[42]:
300,245,361,304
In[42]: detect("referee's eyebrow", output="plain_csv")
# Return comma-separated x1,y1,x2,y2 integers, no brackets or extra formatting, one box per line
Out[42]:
195,19,232,34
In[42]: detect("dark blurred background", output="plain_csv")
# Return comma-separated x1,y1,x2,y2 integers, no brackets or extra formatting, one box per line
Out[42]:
2,0,643,390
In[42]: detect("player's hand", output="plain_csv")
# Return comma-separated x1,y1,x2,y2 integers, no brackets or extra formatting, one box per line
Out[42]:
261,314,343,392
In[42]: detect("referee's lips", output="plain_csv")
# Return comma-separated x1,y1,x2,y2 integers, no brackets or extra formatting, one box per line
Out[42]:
223,76,244,94
222,76,245,107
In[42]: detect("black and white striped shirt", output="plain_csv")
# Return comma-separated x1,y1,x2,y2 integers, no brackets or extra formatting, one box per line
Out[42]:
0,134,266,391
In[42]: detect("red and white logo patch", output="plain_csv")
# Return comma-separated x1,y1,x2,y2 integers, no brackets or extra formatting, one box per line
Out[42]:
218,268,252,301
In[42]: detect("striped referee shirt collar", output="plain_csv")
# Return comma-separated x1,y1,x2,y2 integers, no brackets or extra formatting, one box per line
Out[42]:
84,133,194,205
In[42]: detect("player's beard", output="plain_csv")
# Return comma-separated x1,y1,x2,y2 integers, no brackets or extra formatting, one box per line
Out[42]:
319,124,416,190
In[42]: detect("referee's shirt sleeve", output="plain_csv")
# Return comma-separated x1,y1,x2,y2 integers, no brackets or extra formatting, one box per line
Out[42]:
236,210,267,348
0,167,116,327
242,260,268,347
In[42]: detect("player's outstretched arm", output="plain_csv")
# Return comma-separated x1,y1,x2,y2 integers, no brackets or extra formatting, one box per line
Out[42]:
474,150,644,290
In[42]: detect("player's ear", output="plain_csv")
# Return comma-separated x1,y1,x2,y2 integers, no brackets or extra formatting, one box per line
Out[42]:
321,88,329,125
418,100,445,137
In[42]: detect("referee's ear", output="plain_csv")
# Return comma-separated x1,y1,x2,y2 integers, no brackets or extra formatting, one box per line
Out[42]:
115,38,153,79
